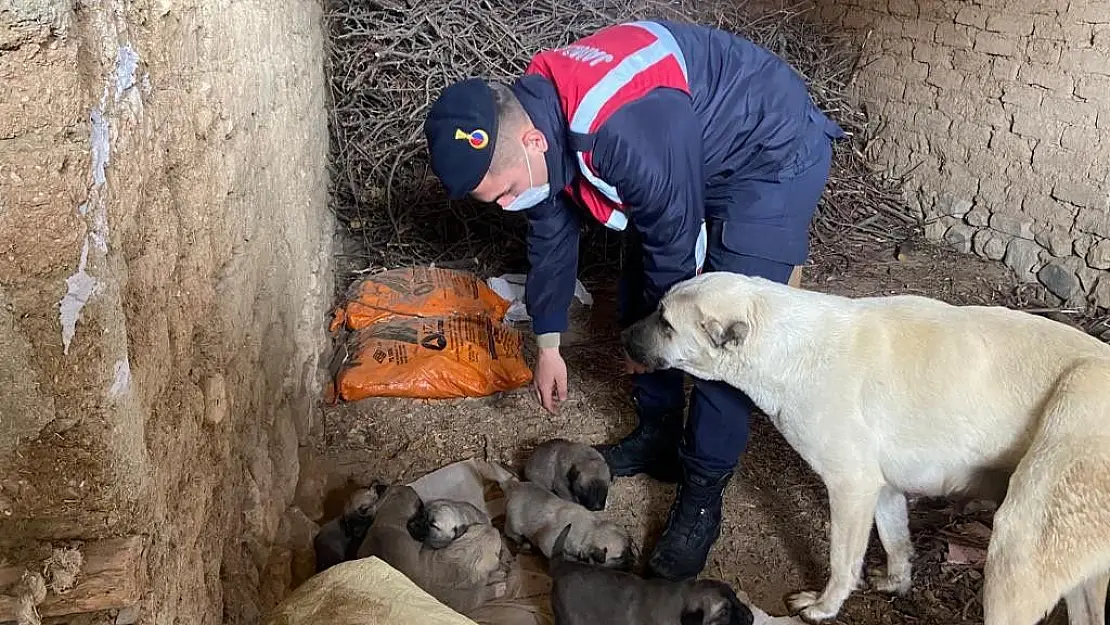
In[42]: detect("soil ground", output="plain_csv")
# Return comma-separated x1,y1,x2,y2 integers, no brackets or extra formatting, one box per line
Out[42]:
301,236,1105,625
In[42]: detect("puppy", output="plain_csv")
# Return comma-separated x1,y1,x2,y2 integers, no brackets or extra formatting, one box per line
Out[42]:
312,484,388,573
406,498,491,549
492,468,633,570
547,524,753,625
524,438,612,511
623,270,1110,625
356,485,513,614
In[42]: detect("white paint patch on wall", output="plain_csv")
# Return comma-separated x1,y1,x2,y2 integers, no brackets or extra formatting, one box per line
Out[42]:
109,357,132,397
58,41,142,355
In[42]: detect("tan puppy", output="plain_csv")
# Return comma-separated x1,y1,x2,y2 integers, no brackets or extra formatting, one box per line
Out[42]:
524,438,612,511
406,498,491,549
356,485,513,614
487,464,634,570
622,271,1110,625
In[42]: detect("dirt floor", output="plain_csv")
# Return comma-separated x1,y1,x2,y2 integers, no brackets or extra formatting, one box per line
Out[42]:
301,236,1108,625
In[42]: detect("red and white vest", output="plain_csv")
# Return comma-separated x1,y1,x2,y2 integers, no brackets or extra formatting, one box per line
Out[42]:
525,21,707,273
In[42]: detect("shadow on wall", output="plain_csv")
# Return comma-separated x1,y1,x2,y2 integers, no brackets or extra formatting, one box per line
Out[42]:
0,0,333,624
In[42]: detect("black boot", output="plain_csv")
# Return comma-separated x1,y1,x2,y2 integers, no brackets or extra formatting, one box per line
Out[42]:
646,466,733,581
594,405,684,484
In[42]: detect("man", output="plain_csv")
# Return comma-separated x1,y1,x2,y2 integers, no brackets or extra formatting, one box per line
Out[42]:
423,19,844,581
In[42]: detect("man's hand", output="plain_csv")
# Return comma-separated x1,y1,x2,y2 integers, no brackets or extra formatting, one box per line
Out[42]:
534,347,568,414
624,355,650,375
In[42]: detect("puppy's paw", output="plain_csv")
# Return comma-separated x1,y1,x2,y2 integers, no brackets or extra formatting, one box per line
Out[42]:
786,591,840,624
867,566,911,595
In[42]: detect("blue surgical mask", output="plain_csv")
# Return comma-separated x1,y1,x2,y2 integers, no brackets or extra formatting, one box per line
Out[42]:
504,142,550,212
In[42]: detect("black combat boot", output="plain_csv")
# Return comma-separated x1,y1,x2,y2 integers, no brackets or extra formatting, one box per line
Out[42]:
594,403,684,484
646,466,733,581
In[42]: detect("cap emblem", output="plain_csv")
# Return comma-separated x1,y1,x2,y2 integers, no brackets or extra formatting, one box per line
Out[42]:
454,128,489,150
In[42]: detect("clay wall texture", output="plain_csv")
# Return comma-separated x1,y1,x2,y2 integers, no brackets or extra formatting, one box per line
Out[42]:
1,0,332,622
811,0,1110,308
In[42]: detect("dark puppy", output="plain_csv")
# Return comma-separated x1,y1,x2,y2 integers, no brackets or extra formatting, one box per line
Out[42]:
313,484,389,573
524,438,612,511
548,525,754,625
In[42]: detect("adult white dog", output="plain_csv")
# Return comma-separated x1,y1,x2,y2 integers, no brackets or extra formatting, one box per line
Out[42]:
621,270,1110,625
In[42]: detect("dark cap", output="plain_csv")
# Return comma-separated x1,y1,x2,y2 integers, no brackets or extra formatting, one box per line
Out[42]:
424,78,499,200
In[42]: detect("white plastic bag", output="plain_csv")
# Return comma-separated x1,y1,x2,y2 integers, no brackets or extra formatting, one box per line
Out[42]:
486,274,593,323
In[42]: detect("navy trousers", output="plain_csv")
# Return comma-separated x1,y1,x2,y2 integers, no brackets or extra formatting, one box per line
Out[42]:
617,138,834,477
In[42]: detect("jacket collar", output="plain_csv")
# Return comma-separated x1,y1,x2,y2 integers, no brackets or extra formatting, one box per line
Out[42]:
511,74,576,194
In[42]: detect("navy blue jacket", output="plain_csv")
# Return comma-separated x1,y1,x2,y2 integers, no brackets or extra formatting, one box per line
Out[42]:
513,20,845,336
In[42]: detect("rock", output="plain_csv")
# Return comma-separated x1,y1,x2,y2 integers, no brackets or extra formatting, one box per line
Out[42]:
990,212,1035,239
1061,256,1102,292
1074,234,1094,258
1004,239,1044,282
116,605,140,625
1037,262,1083,301
965,205,991,227
944,224,975,253
935,194,974,218
1086,238,1110,270
924,218,949,241
1035,227,1074,257
1093,277,1110,309
974,228,1010,260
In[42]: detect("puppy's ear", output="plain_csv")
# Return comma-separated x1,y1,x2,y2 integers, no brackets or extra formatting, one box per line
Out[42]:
566,466,580,492
405,501,431,543
702,318,748,349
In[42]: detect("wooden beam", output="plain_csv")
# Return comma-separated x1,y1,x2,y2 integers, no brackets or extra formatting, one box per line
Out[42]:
0,535,145,623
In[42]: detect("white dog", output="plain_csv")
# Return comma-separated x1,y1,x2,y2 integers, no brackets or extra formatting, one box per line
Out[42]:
621,270,1110,625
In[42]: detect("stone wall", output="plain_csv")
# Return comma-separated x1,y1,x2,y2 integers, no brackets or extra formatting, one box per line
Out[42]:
810,0,1110,309
1,0,332,623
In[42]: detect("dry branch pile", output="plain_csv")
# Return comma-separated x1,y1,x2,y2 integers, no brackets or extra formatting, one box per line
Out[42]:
324,0,920,281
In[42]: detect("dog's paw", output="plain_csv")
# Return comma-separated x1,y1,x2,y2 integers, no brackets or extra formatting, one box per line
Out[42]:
786,591,840,623
867,566,912,595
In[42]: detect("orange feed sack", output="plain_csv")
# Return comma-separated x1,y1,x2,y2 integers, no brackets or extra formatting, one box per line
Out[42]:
330,267,512,332
326,267,533,402
333,314,533,401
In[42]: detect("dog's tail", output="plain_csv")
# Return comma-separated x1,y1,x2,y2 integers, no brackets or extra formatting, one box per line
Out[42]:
983,357,1110,625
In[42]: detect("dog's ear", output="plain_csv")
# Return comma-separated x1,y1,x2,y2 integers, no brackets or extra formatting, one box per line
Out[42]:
405,501,431,542
566,466,580,492
702,318,748,349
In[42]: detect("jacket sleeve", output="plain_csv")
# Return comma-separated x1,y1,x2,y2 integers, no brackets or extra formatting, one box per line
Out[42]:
523,190,581,336
591,88,705,313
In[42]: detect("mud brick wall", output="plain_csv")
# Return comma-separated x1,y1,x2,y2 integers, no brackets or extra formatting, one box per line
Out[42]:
812,0,1110,309
1,0,332,623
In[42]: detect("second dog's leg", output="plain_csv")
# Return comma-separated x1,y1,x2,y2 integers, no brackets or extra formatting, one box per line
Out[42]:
787,481,881,623
868,485,913,595
1065,572,1109,625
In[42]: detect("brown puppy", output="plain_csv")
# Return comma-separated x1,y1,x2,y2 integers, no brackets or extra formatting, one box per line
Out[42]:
524,438,612,511
312,484,388,573
356,485,513,614
547,525,754,625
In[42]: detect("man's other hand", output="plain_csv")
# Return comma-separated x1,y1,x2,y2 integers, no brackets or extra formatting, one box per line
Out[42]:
624,355,650,375
534,347,568,414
